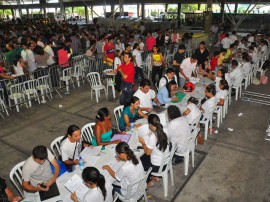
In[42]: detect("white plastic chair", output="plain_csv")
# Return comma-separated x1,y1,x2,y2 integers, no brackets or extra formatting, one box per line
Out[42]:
81,122,95,143
36,75,53,103
232,76,244,101
114,105,124,131
214,106,222,128
103,69,116,99
0,97,9,117
60,67,75,92
86,72,107,103
200,111,214,140
10,161,25,197
50,136,64,160
72,64,84,87
117,167,152,202
151,144,177,197
8,83,28,112
253,58,264,78
23,79,40,107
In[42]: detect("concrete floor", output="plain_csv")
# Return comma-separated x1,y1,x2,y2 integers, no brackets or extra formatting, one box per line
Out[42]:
1,70,270,202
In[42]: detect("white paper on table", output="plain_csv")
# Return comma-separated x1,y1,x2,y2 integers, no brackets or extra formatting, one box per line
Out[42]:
64,174,89,202
190,77,200,84
80,146,102,156
57,171,73,186
138,124,150,143
135,118,148,125
84,156,100,167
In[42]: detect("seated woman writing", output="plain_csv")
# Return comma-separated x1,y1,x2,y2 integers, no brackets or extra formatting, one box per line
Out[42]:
119,96,147,132
92,107,121,146
138,114,170,187
60,125,91,171
155,80,178,105
71,167,113,202
102,142,145,196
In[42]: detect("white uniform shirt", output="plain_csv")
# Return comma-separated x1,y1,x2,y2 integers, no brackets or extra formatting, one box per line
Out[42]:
83,181,113,202
158,75,172,89
221,37,231,49
15,62,24,76
216,89,228,101
114,57,121,70
132,49,143,68
26,49,37,72
60,138,82,161
180,58,197,79
185,103,201,125
241,62,251,76
229,66,243,86
21,49,27,62
229,35,237,44
147,132,169,166
134,89,156,111
215,76,222,92
250,51,258,63
201,96,218,117
167,117,190,153
115,160,145,196
225,73,232,87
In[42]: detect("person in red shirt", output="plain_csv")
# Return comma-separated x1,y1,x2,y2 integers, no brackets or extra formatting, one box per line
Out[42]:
210,51,220,72
57,42,69,68
103,36,115,67
146,32,156,51
109,52,135,105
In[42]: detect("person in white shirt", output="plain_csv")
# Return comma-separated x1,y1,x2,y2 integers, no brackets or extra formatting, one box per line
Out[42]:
115,38,125,53
102,142,145,196
249,46,258,63
229,60,244,86
183,97,201,125
26,42,37,73
216,80,229,106
179,55,198,88
71,167,113,202
138,37,145,51
134,79,160,113
138,114,170,187
259,40,268,55
200,84,218,120
158,68,176,89
167,105,190,165
21,43,28,62
221,34,231,49
229,31,237,44
132,43,144,81
44,41,55,66
13,55,26,77
60,125,90,171
241,54,252,77
207,69,226,92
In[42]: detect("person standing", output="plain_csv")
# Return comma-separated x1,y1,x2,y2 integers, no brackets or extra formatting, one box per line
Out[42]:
173,44,186,85
109,53,135,105
193,41,209,70
132,43,144,81
179,55,198,88
26,42,37,73
145,32,156,52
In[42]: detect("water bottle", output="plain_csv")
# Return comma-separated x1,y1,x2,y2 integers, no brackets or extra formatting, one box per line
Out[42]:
130,122,134,134
79,156,84,170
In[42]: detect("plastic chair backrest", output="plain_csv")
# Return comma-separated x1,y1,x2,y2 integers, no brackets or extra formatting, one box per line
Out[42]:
122,167,152,200
81,122,95,143
23,79,37,91
9,83,24,96
114,105,124,130
87,72,102,87
37,75,50,88
157,144,177,173
9,161,25,197
50,136,64,159
63,67,73,77
103,69,114,83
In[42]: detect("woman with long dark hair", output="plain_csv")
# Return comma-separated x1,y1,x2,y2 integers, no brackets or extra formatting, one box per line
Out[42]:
70,167,113,202
60,125,90,171
102,142,145,195
138,114,170,187
119,96,147,132
216,79,229,106
156,80,178,105
92,107,121,146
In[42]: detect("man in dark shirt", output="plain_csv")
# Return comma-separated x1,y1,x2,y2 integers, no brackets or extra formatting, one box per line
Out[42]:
156,31,165,48
193,41,209,69
173,44,186,86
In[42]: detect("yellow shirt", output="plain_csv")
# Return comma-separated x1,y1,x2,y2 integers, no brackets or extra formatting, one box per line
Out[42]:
218,54,224,65
224,49,232,59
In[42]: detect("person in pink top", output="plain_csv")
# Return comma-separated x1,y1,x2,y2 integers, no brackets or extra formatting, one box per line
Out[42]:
146,32,156,51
